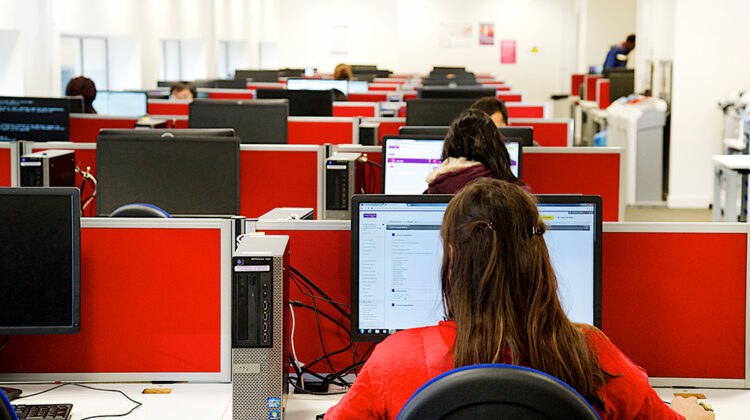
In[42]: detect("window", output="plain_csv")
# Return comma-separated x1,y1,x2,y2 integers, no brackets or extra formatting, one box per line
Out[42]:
161,39,207,81
162,40,181,80
60,36,109,95
218,40,248,79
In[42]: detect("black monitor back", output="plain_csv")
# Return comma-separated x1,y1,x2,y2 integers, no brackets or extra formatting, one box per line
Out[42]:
0,96,70,141
279,68,305,78
99,128,236,138
397,125,534,147
603,68,635,101
431,66,467,73
96,135,240,216
214,79,249,89
255,89,334,117
406,99,475,126
418,86,496,99
234,70,280,82
66,96,84,113
422,78,480,87
188,99,288,144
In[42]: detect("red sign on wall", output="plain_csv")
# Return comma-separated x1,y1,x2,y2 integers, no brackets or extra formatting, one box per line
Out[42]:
501,40,517,64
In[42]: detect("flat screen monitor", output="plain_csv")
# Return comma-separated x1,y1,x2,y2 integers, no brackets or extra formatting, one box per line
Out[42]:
422,79,480,87
286,78,349,96
405,99,475,126
381,136,521,194
99,128,236,138
0,187,81,335
234,70,280,82
417,87,497,99
96,135,240,216
188,99,288,144
349,81,369,93
214,79,249,89
398,126,534,148
0,96,70,142
255,89,334,117
351,194,602,342
66,96,84,113
92,91,147,116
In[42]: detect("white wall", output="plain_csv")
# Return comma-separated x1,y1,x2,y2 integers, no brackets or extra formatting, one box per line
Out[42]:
667,0,750,208
0,30,24,96
633,0,674,95
579,0,636,71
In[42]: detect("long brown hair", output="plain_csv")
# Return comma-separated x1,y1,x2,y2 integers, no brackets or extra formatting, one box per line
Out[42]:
441,178,610,410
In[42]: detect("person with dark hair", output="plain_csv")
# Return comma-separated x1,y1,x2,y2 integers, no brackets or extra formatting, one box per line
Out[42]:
170,81,197,101
324,178,713,420
470,96,508,127
604,34,636,68
425,109,524,194
65,76,97,113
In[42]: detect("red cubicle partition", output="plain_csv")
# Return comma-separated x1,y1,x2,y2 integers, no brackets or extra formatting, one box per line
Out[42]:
572,74,586,96
239,145,323,218
497,92,524,102
602,223,748,386
0,218,232,382
69,114,139,142
368,84,402,91
348,92,388,102
147,99,190,116
287,117,357,145
246,82,284,90
334,145,382,194
333,102,378,118
506,103,548,119
523,147,623,221
509,118,572,147
0,142,16,187
585,75,603,102
173,117,189,128
596,79,611,109
208,90,254,100
363,117,406,145
30,142,98,216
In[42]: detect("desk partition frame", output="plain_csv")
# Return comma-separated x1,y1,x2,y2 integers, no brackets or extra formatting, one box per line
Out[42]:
0,141,22,186
287,116,360,144
508,117,575,147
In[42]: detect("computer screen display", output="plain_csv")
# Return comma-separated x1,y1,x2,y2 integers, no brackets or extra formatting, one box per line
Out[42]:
188,99,288,144
92,91,147,116
382,136,521,194
405,99,475,126
348,81,369,94
0,96,70,142
286,79,348,96
96,135,240,216
351,194,602,342
0,187,80,335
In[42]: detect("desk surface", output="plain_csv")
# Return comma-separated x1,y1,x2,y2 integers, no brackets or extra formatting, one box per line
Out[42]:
3,383,750,419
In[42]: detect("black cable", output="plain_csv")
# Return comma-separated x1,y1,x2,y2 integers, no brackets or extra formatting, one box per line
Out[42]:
288,380,347,396
14,383,142,419
290,301,349,334
321,361,367,388
0,336,8,352
302,340,354,375
290,271,351,309
289,266,350,319
365,160,382,168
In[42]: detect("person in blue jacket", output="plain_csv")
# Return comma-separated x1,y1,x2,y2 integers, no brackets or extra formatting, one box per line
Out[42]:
603,34,635,68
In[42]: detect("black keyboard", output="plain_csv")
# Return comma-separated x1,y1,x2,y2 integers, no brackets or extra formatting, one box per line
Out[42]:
12,403,72,419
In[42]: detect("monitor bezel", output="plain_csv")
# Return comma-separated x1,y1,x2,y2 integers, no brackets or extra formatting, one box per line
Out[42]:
381,135,447,194
0,187,81,335
350,193,603,343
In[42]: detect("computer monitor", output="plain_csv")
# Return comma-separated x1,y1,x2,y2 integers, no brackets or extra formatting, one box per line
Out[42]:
234,70,280,82
417,87,497,99
0,96,70,142
188,99,288,144
255,89,334,117
99,128,236,138
286,78,349,96
381,135,521,194
398,126,534,148
96,135,240,216
405,99,475,126
66,96,84,113
349,81,369,93
350,194,602,342
214,79,249,89
421,79,481,87
92,91,147,116
0,187,81,335
603,68,635,102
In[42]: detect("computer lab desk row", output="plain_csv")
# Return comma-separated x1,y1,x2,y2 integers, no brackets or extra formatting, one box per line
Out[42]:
4,383,750,420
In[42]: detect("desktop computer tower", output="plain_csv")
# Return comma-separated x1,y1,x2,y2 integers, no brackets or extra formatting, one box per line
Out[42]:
358,120,379,146
324,152,363,220
232,235,290,420
19,149,75,187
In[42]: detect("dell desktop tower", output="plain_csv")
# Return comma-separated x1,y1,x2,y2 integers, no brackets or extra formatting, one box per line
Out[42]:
324,152,364,220
232,235,290,420
20,149,75,187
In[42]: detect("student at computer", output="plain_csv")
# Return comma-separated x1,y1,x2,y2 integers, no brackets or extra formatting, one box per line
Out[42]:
170,81,197,101
324,179,713,420
425,109,526,194
332,64,352,101
65,76,97,113
470,96,508,127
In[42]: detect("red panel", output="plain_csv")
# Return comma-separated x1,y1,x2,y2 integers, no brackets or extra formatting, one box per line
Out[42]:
333,105,376,118
368,85,398,91
496,86,511,92
259,229,374,373
32,148,98,216
509,121,569,147
69,116,138,142
597,80,611,109
362,152,382,194
147,102,189,116
173,118,189,129
602,232,746,379
349,93,388,102
0,148,10,187
402,92,417,101
247,84,282,90
523,152,620,221
586,75,602,101
497,94,523,102
287,120,353,145
372,80,406,85
572,74,586,96
375,120,406,145
506,106,545,119
208,91,254,100
240,150,318,218
0,227,223,373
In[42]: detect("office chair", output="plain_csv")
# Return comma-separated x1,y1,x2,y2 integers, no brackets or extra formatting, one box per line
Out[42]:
109,203,171,218
0,388,18,420
396,363,600,420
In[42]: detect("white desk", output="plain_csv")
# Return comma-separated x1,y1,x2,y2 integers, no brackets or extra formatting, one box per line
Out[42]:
5,383,750,419
713,154,750,222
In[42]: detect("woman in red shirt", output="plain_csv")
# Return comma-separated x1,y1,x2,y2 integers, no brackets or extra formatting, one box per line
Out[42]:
325,179,713,420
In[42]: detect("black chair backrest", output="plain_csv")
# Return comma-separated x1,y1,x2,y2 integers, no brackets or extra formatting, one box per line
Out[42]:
397,364,600,420
109,203,171,218
0,388,17,420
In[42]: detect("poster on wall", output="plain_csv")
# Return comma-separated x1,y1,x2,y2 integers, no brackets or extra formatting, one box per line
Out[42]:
479,23,494,46
500,40,516,64
439,22,474,48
